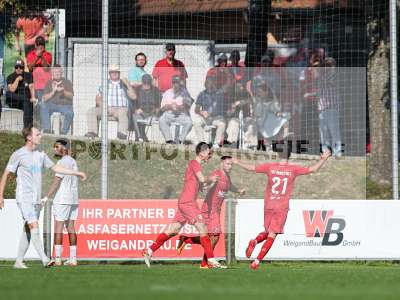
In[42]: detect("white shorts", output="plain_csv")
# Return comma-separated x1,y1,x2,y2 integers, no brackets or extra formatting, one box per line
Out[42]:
17,202,41,224
53,204,79,222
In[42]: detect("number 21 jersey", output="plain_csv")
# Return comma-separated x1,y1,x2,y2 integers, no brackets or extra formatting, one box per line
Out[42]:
255,162,311,211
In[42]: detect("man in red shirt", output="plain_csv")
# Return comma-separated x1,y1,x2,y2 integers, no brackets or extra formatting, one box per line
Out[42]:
177,155,245,268
233,142,331,269
142,142,225,268
27,36,52,103
152,43,188,93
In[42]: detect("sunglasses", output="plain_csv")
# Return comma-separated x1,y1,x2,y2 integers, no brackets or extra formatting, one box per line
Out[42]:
166,48,175,52
15,65,24,69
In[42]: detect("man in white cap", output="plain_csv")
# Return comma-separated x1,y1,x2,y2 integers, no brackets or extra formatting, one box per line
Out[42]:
85,64,136,140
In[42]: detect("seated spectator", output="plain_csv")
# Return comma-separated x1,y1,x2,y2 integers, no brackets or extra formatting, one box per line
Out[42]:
159,75,193,144
128,52,148,88
152,43,188,93
228,50,249,121
228,50,246,83
6,59,36,128
225,83,255,149
27,36,52,102
85,64,136,140
128,74,162,142
40,65,74,134
193,76,226,148
207,53,234,94
246,51,280,100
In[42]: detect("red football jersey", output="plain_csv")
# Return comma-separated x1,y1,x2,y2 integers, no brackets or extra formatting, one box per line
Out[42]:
255,162,311,211
178,160,202,205
202,169,231,215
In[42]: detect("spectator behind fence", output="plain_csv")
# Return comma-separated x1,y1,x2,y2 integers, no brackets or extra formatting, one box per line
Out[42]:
228,50,246,83
206,53,234,94
159,75,193,144
193,76,226,148
300,49,326,151
128,52,148,88
40,65,74,134
246,51,280,100
27,36,52,105
152,43,188,93
85,64,136,140
224,82,255,148
128,74,162,142
6,59,36,127
307,57,342,157
15,11,54,57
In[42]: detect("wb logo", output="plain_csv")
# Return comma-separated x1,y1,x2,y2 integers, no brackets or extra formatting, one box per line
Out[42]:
302,210,346,246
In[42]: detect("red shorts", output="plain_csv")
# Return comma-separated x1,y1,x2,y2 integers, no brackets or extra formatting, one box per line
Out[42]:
203,212,221,235
264,209,288,234
172,202,203,225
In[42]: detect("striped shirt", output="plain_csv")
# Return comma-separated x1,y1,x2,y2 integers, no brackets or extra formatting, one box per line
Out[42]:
98,80,128,107
315,69,339,112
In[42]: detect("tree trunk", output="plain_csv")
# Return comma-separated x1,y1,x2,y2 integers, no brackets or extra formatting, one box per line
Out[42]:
367,16,392,184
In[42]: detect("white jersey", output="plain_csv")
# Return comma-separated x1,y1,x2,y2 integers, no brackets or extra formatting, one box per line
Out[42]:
6,146,54,204
53,155,79,205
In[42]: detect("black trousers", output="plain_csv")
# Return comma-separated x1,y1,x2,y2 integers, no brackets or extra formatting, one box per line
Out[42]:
6,93,33,128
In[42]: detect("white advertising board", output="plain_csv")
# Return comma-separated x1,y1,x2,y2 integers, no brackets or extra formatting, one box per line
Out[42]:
0,200,44,260
235,199,400,260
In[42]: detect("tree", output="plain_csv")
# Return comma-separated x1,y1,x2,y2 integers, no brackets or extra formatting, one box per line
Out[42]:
366,1,393,185
0,0,25,35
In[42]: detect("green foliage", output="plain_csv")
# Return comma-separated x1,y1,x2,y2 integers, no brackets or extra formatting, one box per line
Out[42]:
0,0,24,12
0,131,24,198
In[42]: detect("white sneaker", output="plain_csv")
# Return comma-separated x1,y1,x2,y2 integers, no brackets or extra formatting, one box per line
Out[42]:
13,261,28,269
142,249,151,268
64,258,78,266
207,258,227,269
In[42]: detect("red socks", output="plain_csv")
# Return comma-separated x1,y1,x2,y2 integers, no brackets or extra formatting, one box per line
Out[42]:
201,254,208,267
255,232,269,243
200,236,214,259
256,237,275,261
150,233,170,252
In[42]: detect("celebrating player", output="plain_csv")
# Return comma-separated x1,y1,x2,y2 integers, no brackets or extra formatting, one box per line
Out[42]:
0,127,86,269
142,142,225,268
177,155,245,268
44,139,80,267
233,141,331,269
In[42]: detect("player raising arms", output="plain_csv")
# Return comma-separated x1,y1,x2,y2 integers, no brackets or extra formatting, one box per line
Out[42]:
44,139,80,267
0,127,86,269
177,155,245,268
142,142,225,268
233,141,331,269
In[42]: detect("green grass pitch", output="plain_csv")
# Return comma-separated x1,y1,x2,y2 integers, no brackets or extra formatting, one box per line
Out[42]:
0,261,399,300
